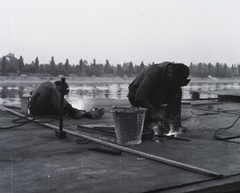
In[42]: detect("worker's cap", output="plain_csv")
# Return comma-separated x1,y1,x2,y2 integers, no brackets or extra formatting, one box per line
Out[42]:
54,81,69,95
171,63,189,80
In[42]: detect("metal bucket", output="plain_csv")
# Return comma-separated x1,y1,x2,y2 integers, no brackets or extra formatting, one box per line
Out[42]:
110,107,147,145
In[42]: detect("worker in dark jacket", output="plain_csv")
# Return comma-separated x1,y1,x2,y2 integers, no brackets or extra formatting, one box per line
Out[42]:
128,62,190,134
29,81,104,119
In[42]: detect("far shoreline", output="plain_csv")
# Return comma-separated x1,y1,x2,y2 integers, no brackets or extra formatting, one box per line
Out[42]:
1,76,240,85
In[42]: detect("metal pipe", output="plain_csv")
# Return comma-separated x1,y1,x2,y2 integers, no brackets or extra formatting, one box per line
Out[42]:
59,77,65,131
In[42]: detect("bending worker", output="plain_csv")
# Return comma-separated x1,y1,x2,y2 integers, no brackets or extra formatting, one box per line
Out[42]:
128,62,190,134
29,81,104,119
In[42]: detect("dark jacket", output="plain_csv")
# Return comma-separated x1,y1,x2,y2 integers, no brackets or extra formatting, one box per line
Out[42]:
128,62,190,102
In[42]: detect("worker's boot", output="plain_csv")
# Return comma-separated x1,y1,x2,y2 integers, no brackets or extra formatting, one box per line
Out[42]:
84,108,105,119
64,105,85,119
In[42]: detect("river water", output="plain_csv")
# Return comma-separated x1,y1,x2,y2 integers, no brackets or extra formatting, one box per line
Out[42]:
1,81,240,109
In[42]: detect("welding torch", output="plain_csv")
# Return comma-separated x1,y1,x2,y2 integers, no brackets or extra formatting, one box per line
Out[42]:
153,121,191,142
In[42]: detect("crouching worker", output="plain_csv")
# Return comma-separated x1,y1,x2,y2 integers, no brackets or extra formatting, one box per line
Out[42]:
128,62,190,134
29,81,104,119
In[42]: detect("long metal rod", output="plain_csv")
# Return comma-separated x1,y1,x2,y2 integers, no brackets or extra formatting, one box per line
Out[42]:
4,107,223,178
59,77,65,131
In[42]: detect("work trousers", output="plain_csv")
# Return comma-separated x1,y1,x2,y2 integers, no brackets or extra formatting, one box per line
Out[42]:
29,88,69,116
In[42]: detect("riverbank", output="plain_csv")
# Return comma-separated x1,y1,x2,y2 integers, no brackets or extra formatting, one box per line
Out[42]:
1,76,240,85
0,76,134,85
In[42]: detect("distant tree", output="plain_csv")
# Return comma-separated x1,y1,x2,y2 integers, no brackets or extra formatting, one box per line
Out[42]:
58,62,64,71
39,64,43,73
189,62,194,76
197,63,202,77
42,63,51,74
236,65,240,77
84,60,88,65
223,63,229,77
18,56,24,73
35,57,39,73
90,64,96,76
133,64,141,74
208,63,212,76
96,64,105,76
90,63,104,76
50,56,55,73
129,61,133,74
84,65,91,76
79,59,84,76
122,63,129,74
189,62,199,77
65,59,69,75
231,64,234,73
215,63,222,77
116,64,123,76
24,62,36,73
6,53,18,72
237,65,240,77
2,56,6,74
231,64,238,77
104,59,111,74
202,63,208,77
140,61,145,71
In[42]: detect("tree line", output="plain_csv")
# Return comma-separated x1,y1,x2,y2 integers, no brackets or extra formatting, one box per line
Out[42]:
189,62,240,78
0,53,146,77
0,53,239,78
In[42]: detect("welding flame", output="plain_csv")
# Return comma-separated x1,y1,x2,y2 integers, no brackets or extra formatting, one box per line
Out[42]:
165,129,179,137
153,123,182,137
164,115,183,137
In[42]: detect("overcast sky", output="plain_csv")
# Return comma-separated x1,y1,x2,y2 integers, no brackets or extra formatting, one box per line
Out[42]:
1,0,240,66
